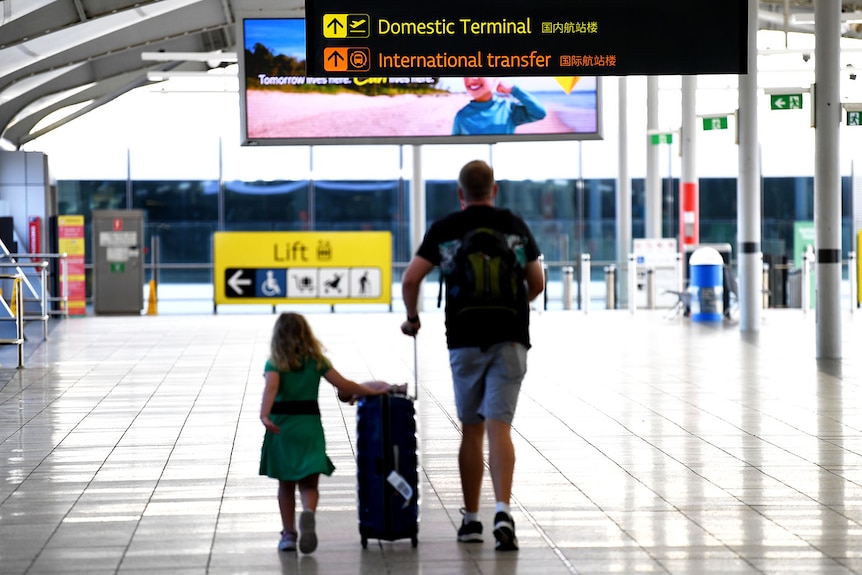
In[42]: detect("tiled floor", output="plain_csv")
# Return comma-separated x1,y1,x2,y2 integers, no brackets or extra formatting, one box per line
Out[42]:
2,307,862,574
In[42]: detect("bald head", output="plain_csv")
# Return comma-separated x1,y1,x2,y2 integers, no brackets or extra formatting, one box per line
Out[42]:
458,160,496,203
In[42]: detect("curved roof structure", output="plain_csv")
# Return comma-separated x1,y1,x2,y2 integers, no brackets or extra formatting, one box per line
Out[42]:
0,0,860,150
0,0,303,149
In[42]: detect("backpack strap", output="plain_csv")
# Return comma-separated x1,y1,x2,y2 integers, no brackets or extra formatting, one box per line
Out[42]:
437,269,444,308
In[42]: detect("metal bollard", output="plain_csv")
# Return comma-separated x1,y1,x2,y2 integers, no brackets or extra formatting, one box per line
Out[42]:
605,265,617,309
628,254,637,314
562,266,574,310
762,262,770,309
802,245,814,314
539,254,548,312
646,267,656,309
580,254,591,314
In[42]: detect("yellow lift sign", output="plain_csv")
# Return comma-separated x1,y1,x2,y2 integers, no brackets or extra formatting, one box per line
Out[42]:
213,231,392,307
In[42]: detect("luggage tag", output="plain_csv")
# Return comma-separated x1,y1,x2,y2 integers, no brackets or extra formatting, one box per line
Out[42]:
387,470,414,508
388,445,413,508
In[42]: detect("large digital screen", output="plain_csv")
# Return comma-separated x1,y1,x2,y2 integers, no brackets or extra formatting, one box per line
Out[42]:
238,18,601,146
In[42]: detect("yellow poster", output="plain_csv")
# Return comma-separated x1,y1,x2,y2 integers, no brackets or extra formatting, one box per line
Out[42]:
57,215,86,315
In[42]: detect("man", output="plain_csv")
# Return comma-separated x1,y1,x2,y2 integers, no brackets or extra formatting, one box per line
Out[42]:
400,159,544,551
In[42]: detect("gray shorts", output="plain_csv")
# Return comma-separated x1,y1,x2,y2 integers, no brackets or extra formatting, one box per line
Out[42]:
449,342,528,425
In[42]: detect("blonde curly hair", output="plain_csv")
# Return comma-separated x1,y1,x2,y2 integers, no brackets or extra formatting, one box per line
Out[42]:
269,312,327,371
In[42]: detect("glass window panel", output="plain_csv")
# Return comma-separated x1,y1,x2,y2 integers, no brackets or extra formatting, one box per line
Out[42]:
131,181,219,267
313,180,400,231
57,180,128,220
224,180,310,231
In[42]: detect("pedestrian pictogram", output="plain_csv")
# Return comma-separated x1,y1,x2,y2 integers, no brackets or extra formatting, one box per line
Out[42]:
771,94,802,110
702,117,728,131
351,268,382,298
848,111,862,126
324,47,370,72
323,14,370,38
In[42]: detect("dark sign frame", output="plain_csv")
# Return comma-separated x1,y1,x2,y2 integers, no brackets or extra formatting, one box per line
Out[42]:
306,0,748,77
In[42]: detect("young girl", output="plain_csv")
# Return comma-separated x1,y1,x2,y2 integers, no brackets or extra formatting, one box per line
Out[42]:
259,312,394,553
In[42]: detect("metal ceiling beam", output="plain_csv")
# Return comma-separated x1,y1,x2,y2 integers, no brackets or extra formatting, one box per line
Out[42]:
0,35,211,147
4,70,154,147
0,0,232,94
0,0,164,48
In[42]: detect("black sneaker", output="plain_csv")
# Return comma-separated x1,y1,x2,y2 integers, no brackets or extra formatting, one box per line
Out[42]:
493,511,518,551
457,509,483,543
298,510,317,554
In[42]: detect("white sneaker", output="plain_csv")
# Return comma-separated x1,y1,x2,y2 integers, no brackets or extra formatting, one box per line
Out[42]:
278,531,296,552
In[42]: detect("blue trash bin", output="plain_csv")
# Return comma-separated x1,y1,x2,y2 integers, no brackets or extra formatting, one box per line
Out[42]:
688,247,724,322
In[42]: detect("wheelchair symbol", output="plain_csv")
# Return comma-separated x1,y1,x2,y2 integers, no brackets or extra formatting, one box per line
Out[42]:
261,271,282,296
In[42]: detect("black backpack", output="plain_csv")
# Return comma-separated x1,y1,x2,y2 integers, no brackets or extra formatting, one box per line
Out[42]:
437,227,527,317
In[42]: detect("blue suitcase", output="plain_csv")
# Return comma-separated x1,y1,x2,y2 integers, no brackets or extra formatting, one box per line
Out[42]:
355,339,419,548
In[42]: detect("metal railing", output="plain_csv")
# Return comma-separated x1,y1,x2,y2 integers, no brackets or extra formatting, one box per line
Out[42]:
0,253,69,340
0,273,25,367
131,254,862,314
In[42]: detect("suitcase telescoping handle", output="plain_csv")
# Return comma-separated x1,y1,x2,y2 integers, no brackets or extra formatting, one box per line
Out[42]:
412,334,418,401
392,333,419,401
394,334,418,400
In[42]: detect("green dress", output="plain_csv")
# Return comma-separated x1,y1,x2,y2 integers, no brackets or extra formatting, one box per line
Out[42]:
259,358,336,481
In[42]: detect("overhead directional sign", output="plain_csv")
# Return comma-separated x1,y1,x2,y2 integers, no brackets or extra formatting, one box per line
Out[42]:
848,111,862,126
213,232,391,307
771,94,803,110
305,0,748,77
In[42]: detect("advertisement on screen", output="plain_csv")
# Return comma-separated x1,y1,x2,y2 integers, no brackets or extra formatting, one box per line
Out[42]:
238,18,601,146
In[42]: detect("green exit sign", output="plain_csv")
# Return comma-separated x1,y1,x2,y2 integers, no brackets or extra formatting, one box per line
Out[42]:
771,94,803,110
702,117,728,131
650,133,673,145
848,111,862,126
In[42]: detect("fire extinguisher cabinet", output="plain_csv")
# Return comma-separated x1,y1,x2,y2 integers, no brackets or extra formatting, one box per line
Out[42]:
92,210,144,315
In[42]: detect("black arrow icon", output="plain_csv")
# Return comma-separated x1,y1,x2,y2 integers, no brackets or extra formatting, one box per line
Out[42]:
327,50,345,67
326,18,344,35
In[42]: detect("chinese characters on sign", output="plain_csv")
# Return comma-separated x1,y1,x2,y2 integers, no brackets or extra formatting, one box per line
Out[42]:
305,0,747,77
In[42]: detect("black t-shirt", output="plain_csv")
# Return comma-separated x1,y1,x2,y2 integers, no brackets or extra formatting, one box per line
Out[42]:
416,205,541,349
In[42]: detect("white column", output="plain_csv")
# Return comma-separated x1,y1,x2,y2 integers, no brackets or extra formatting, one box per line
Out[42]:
738,0,763,332
411,145,426,312
814,0,842,358
646,76,662,238
617,77,631,306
